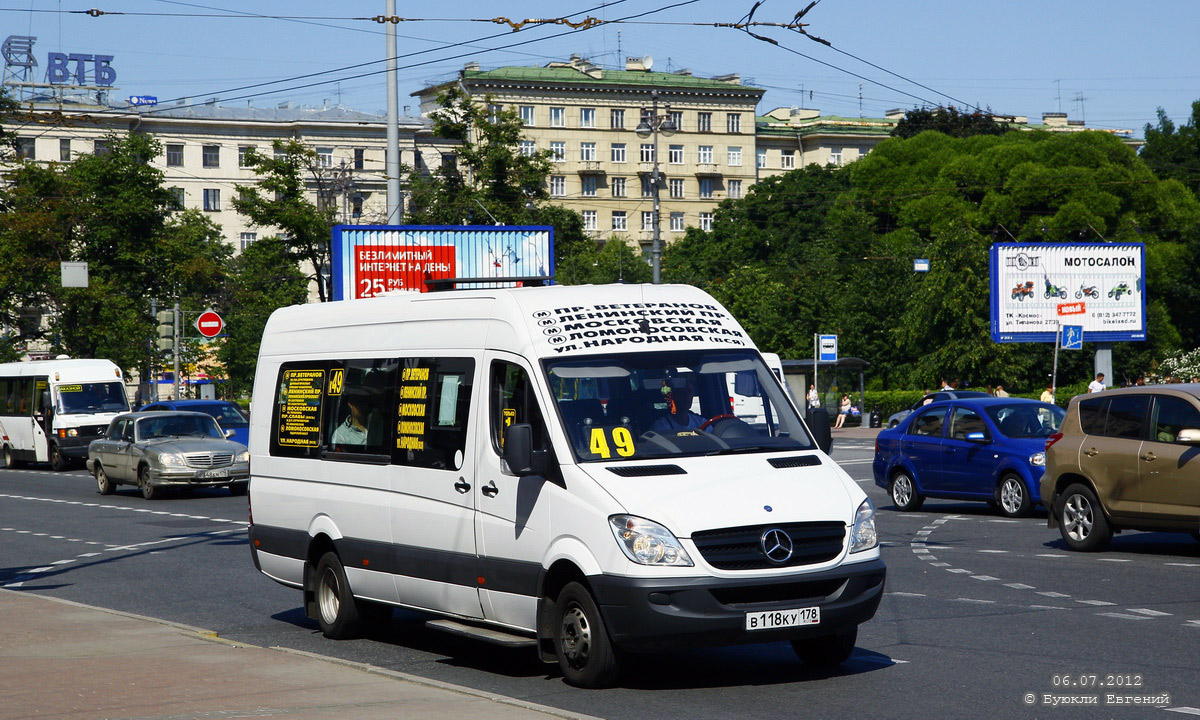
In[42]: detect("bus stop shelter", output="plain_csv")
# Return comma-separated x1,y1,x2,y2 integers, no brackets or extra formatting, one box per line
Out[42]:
780,357,870,425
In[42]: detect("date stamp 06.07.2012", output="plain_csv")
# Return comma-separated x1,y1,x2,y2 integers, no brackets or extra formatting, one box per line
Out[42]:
1023,674,1172,709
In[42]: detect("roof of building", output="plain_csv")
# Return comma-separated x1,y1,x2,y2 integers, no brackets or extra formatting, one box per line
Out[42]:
755,113,897,138
463,65,760,91
26,94,426,125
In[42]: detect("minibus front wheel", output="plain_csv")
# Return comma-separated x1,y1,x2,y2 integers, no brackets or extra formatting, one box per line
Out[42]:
554,581,620,688
49,443,69,472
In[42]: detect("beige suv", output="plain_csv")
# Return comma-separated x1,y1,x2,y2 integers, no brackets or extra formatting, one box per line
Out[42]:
1041,385,1200,551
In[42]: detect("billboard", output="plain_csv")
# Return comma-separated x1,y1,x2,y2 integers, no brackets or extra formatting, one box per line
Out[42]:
990,243,1146,343
331,225,554,301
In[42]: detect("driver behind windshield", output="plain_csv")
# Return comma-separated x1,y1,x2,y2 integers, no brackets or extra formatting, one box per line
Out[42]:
650,378,708,433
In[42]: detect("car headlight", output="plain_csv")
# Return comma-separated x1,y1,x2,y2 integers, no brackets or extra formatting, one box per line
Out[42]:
1029,452,1046,467
849,498,878,553
157,452,186,467
609,515,693,567
236,450,249,463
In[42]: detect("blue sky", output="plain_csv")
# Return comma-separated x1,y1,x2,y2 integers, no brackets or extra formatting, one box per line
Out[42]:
5,0,1196,136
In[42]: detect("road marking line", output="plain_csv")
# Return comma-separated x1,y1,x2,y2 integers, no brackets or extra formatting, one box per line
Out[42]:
925,545,952,550
887,592,927,597
1037,591,1071,598
1098,612,1155,621
930,562,951,567
1185,621,1200,628
1164,708,1200,715
1076,600,1115,606
987,519,1019,523
919,555,938,561
947,569,972,574
1036,553,1068,558
978,550,1008,554
1004,583,1035,590
1165,563,1200,567
971,575,999,581
1030,605,1067,610
1127,608,1172,617
912,548,930,554
953,598,995,604
1098,558,1132,562
50,559,72,565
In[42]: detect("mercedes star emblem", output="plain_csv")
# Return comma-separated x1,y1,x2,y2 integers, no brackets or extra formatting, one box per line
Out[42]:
760,528,794,564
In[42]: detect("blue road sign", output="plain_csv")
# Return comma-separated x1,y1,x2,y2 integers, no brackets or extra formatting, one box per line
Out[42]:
819,334,838,362
1062,325,1083,350
913,258,930,272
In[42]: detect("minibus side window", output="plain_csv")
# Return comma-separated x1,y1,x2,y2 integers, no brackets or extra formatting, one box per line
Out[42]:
271,361,330,458
490,361,551,458
391,357,474,471
324,359,396,456
0,378,12,414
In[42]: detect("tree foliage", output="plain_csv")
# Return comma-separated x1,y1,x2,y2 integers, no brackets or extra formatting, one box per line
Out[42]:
1141,100,1200,195
892,106,1012,139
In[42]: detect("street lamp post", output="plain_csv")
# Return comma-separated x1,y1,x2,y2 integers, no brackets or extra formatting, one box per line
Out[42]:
636,90,676,284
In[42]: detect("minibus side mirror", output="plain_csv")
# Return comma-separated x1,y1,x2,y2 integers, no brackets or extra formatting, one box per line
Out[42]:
504,423,546,476
40,390,52,412
808,408,833,454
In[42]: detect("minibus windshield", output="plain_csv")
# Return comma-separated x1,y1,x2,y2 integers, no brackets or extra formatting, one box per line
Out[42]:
56,382,130,414
544,349,814,463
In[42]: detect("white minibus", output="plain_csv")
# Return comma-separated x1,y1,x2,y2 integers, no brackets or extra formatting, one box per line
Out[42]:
0,358,129,470
248,283,884,687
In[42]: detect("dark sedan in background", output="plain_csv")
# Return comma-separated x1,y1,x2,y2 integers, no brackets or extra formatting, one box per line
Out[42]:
874,397,1065,517
139,399,249,446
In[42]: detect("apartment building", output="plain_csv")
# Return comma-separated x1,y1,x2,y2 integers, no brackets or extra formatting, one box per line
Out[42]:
415,55,765,250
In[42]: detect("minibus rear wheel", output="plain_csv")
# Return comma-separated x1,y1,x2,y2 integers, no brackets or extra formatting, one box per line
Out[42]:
314,551,366,639
3,445,24,470
553,582,619,688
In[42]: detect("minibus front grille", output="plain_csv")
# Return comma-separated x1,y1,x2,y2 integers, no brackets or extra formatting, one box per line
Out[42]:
184,453,234,468
767,455,822,469
81,424,108,437
709,578,847,608
606,464,686,477
691,522,846,570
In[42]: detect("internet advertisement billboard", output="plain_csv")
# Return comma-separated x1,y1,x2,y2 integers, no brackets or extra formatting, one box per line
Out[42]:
990,243,1146,343
331,225,554,300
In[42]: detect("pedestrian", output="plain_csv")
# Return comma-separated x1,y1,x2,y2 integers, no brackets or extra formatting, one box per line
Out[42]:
985,384,993,397
1088,373,1106,393
994,384,1009,398
806,383,820,409
940,378,952,391
1040,385,1054,404
834,394,851,429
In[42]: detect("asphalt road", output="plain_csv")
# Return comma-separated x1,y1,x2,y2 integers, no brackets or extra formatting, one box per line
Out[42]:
3,440,1199,719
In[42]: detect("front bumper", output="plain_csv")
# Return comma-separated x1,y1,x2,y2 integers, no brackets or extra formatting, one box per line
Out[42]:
57,435,101,459
589,557,886,653
147,464,249,487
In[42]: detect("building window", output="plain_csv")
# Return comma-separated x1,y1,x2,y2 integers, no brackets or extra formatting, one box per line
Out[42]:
582,210,597,231
166,143,184,167
581,175,597,197
610,108,625,129
757,149,768,169
519,140,536,157
669,111,683,132
697,112,712,132
441,152,457,171
580,142,596,161
639,143,655,163
611,143,626,163
549,106,565,127
14,137,35,160
168,186,185,209
239,145,258,168
699,212,713,231
670,212,685,231
519,105,535,125
94,139,111,156
829,146,843,166
698,145,713,164
239,232,257,251
699,177,714,199
550,141,566,162
202,144,220,168
580,107,595,128
549,175,566,197
669,178,685,198
59,138,71,161
354,148,365,170
351,195,363,218
316,147,334,168
727,146,742,166
611,211,627,231
668,145,684,164
642,211,654,231
641,176,654,198
727,113,741,133
488,104,502,123
202,188,220,211
728,179,743,199
611,177,626,198
781,149,796,169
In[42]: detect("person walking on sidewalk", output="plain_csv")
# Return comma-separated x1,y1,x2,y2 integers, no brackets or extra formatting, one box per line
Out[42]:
807,384,820,409
1088,373,1106,393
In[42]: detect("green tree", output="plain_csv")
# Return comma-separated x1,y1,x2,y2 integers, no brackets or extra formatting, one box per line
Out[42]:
217,238,307,398
233,140,336,302
1141,101,1200,195
892,106,1012,139
557,237,652,285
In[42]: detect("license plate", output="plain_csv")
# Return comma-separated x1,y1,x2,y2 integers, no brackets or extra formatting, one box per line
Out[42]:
745,606,820,631
197,469,229,479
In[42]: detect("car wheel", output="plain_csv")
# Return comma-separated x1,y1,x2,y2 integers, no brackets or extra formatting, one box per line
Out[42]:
49,444,69,472
3,445,24,469
138,466,160,500
1057,483,1112,551
94,464,115,495
228,482,248,496
889,470,924,511
314,551,367,639
792,627,857,668
997,475,1032,518
554,581,620,688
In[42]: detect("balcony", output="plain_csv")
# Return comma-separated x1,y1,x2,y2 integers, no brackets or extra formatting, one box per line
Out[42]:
575,160,605,175
695,164,722,176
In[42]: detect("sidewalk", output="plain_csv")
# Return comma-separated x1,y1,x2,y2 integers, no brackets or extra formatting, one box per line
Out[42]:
0,589,596,720
830,424,882,440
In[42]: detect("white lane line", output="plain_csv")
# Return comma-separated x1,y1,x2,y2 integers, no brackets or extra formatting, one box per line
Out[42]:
1005,583,1035,590
977,549,1008,554
1030,605,1067,610
1097,612,1155,621
836,459,874,465
912,548,930,554
947,569,972,574
1164,708,1200,715
1076,600,1116,606
1185,621,1200,629
987,519,1019,524
1127,608,1172,617
1037,591,1071,598
930,562,951,567
1098,558,1132,563
1165,563,1200,568
1035,553,1068,558
887,592,927,597
970,575,999,581
952,598,995,604
918,555,939,561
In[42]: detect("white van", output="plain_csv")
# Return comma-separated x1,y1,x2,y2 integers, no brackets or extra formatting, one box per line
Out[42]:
248,283,884,687
0,358,129,471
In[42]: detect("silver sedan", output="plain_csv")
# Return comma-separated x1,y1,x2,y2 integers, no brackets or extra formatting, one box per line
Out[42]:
86,411,249,499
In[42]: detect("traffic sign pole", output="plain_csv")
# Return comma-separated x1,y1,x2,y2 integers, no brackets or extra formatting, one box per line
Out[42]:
1051,321,1060,402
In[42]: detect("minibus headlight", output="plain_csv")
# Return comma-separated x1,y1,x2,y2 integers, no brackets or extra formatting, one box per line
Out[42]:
849,498,878,553
609,515,693,567
157,452,186,467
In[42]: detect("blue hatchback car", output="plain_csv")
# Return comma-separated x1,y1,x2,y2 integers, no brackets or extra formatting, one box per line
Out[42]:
873,397,1065,517
139,399,250,447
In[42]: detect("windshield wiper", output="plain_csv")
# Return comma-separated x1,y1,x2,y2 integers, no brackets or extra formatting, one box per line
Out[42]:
705,444,783,456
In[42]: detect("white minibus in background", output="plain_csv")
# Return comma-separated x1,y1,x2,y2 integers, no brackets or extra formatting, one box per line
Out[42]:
248,282,883,688
0,358,129,470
